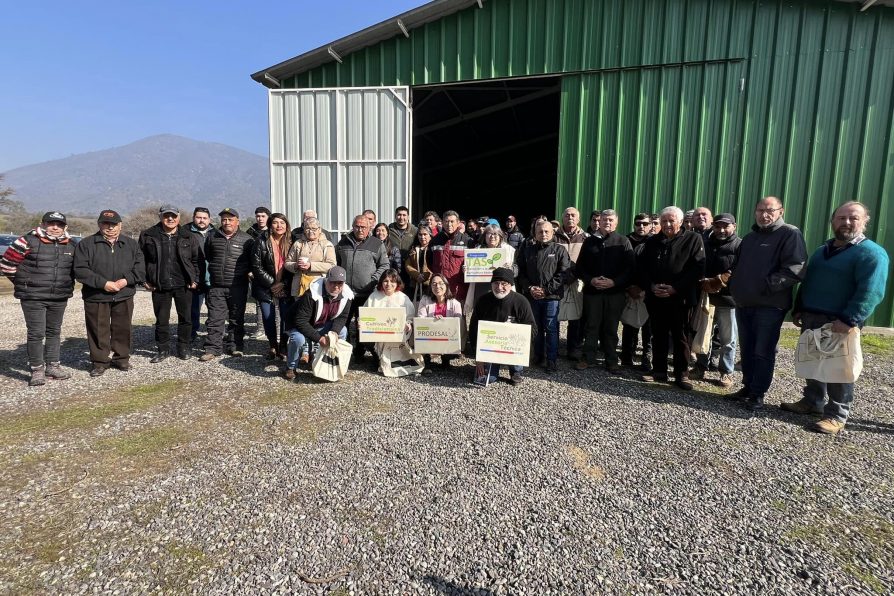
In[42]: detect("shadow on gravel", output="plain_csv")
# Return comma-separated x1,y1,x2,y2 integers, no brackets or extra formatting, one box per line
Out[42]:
423,576,495,596
841,417,894,436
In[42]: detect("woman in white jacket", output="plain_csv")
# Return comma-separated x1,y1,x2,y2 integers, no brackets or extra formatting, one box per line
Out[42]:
363,268,417,371
416,273,465,374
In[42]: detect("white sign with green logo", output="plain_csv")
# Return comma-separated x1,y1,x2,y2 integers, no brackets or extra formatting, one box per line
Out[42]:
463,248,511,283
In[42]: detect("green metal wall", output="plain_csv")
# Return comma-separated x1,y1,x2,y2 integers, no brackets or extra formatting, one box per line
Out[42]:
285,0,894,325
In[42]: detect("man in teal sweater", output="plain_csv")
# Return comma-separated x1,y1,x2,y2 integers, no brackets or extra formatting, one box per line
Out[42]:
785,201,889,434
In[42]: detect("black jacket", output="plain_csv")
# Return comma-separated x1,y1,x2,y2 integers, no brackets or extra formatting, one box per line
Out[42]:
204,229,253,288
74,232,145,302
576,232,635,295
515,240,572,300
465,291,537,358
7,232,76,300
293,278,354,343
251,232,294,302
703,233,741,307
638,230,705,306
729,218,807,310
139,224,201,289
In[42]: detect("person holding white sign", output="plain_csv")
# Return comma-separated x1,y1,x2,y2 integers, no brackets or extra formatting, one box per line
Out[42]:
417,273,465,374
364,269,417,366
464,223,517,313
465,268,536,386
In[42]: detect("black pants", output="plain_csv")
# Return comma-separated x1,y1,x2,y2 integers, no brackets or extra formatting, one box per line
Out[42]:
205,285,248,355
646,296,690,377
151,287,193,352
21,299,68,368
621,319,652,360
84,298,135,367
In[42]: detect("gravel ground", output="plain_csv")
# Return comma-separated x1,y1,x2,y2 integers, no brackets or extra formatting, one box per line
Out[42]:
1,290,892,594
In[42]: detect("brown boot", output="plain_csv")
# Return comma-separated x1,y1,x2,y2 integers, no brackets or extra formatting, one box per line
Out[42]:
781,399,824,415
809,418,845,435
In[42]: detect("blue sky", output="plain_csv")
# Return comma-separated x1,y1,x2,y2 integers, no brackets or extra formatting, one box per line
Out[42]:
0,0,421,172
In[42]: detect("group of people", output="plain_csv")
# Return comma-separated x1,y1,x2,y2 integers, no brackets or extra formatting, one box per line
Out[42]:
1,197,887,435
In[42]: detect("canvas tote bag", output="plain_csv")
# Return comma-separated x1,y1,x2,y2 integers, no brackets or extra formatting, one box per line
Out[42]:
558,279,584,321
795,324,863,383
311,331,353,382
620,297,649,329
690,292,715,355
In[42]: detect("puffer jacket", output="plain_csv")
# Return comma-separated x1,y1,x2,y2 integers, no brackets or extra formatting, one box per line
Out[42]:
204,229,253,288
74,232,145,302
1,230,75,300
702,233,741,307
251,231,295,302
139,223,201,289
515,240,572,300
335,233,388,297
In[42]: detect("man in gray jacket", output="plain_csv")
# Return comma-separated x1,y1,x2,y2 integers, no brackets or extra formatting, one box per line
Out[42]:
728,196,807,411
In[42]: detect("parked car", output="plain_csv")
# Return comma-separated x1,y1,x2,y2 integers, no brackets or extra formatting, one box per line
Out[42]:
0,234,17,258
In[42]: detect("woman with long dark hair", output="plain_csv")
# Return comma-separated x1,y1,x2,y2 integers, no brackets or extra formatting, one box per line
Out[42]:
251,212,294,359
416,273,465,374
373,222,402,272
404,224,434,302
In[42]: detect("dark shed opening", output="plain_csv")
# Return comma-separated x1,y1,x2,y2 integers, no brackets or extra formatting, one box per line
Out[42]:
411,75,561,231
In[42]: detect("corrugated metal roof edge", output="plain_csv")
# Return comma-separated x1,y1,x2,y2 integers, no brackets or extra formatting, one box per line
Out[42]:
250,0,481,88
250,0,894,88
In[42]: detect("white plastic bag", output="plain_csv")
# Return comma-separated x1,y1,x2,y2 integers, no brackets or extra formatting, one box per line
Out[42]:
620,297,649,329
311,331,352,382
558,279,584,321
795,324,863,383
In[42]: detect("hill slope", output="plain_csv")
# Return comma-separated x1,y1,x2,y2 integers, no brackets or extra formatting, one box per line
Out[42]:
2,134,270,215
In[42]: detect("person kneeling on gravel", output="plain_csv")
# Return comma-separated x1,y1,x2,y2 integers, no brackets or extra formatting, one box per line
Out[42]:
465,267,536,386
284,266,353,380
1,211,77,386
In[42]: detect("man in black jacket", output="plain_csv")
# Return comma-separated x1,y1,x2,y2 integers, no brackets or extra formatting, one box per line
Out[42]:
728,196,807,410
185,207,214,339
620,212,653,369
139,205,201,363
635,206,705,390
199,208,254,361
74,210,146,376
516,219,571,372
284,266,354,380
575,209,635,373
691,213,741,388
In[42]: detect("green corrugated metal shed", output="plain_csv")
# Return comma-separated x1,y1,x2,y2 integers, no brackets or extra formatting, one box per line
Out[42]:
255,0,894,325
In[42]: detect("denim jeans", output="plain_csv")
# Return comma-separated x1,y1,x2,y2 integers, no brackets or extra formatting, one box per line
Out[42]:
191,289,206,338
696,306,737,374
531,298,560,363
258,297,294,348
800,312,855,422
736,306,786,397
286,322,346,369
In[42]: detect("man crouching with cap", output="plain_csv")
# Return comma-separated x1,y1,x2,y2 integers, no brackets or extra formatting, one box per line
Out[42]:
283,266,354,380
465,267,537,385
139,205,202,362
199,208,254,361
74,210,145,376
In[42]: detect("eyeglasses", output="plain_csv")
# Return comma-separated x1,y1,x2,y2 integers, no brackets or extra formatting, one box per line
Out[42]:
756,207,782,215
432,282,447,287
306,227,320,231
163,214,179,219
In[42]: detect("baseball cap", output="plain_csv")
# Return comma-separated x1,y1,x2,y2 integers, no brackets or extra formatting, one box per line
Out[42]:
159,205,179,216
714,213,737,225
326,266,347,283
218,208,239,218
98,210,122,224
42,211,67,225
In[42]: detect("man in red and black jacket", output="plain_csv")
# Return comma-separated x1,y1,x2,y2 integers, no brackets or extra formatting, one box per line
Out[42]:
431,210,472,304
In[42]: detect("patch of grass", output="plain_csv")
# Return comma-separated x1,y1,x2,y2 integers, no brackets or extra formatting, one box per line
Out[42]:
861,333,894,357
98,426,190,457
254,384,315,407
778,328,800,350
0,381,183,441
784,510,893,594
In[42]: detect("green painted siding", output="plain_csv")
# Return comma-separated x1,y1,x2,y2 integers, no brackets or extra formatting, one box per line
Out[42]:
283,0,894,325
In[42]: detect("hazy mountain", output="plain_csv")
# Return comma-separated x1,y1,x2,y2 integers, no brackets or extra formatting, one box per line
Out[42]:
2,134,270,216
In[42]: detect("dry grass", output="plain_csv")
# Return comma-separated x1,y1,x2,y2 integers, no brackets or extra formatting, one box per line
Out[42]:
565,445,606,481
